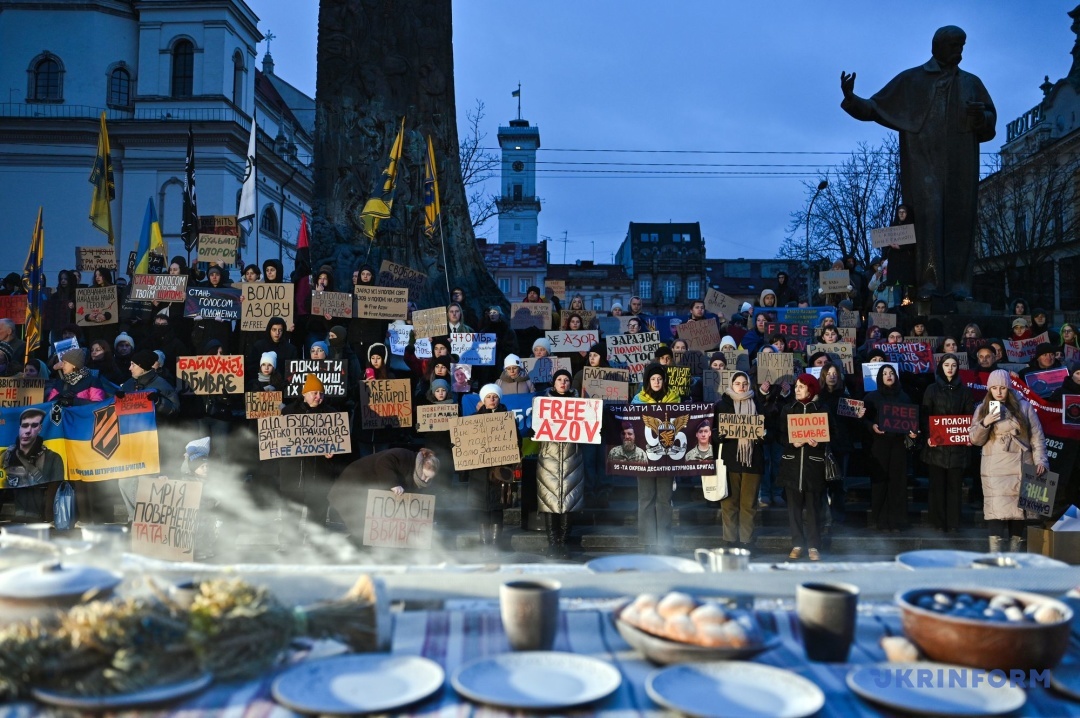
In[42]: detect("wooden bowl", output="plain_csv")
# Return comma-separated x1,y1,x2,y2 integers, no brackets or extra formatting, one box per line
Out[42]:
896,587,1073,672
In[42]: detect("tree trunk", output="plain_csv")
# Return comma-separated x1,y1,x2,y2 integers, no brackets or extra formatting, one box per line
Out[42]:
314,0,504,316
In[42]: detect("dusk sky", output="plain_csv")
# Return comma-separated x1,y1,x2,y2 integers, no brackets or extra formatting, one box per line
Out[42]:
248,1,1076,264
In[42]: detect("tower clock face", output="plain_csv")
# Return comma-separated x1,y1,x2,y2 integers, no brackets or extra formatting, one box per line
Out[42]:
512,160,525,172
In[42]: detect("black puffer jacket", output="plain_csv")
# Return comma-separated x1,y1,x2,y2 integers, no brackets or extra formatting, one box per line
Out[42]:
920,357,974,469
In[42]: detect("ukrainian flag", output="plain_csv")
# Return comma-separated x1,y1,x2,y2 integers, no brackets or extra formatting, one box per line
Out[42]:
134,198,165,275
89,112,115,244
22,208,44,366
423,135,441,239
359,116,405,239
60,397,159,483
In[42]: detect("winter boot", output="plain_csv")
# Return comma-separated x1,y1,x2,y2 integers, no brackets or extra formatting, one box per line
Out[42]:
988,535,1005,553
544,514,559,557
556,513,572,559
1008,535,1025,553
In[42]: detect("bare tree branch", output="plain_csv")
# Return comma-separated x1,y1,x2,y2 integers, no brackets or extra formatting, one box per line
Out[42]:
458,99,500,236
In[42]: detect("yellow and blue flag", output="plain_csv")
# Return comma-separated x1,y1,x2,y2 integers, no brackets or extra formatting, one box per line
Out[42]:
89,112,115,244
22,208,44,366
360,116,405,239
423,135,441,239
134,198,165,275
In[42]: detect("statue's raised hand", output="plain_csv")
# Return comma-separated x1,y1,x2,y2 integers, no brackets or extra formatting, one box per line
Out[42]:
840,71,856,99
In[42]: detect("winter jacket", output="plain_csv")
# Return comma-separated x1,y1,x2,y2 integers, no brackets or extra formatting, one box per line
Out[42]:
776,399,828,493
496,369,534,395
121,370,180,418
46,370,106,405
817,383,856,453
969,398,1049,521
920,367,974,469
715,392,765,472
862,365,914,465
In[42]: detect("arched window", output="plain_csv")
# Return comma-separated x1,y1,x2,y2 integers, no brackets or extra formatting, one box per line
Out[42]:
171,40,194,98
261,205,278,237
108,66,132,107
231,50,245,106
28,53,63,102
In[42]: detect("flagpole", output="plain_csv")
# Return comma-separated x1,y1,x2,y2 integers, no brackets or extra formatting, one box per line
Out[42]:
253,108,260,268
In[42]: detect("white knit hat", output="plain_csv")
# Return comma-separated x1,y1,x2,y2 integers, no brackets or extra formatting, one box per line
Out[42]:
532,337,552,353
719,335,737,349
503,353,521,369
479,383,502,400
260,351,278,368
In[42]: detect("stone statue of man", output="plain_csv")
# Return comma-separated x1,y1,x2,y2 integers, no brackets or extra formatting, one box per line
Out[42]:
841,26,996,301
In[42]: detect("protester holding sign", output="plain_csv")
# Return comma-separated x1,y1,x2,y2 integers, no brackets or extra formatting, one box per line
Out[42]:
535,370,586,558
777,374,829,561
969,369,1049,553
347,264,388,375
863,364,918,533
192,266,236,353
46,349,106,406
920,354,975,533
466,384,515,554
280,374,339,529
246,318,298,382
715,371,765,548
496,354,534,396
43,270,77,345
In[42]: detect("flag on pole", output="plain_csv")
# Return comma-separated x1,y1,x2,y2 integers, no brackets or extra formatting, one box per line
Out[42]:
134,198,165,275
182,124,199,252
511,88,520,97
423,135,441,239
88,112,115,244
359,116,405,239
238,112,258,237
296,213,310,270
22,208,44,365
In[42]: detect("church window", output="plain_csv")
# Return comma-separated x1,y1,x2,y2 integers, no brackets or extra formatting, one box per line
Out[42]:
108,67,132,107
171,40,195,98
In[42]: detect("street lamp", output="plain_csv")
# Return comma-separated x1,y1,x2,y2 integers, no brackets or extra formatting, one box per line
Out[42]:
805,179,828,302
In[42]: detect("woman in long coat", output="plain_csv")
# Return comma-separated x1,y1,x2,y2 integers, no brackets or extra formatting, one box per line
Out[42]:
921,353,974,533
777,374,829,561
536,369,585,557
714,370,765,548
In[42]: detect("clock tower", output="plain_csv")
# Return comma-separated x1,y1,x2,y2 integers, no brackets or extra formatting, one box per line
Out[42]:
496,117,541,244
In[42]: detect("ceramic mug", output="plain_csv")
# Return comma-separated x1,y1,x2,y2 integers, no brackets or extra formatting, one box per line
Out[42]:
796,581,859,662
500,579,561,651
695,547,750,572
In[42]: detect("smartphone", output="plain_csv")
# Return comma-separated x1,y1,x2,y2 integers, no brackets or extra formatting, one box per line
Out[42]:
988,400,1001,415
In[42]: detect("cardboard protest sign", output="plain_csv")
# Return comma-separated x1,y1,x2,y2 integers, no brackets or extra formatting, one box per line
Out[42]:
928,415,972,446
199,214,238,237
934,352,969,370
411,306,448,339
130,274,187,303
184,286,241,321
510,302,552,330
362,490,435,549
461,392,534,435
75,286,118,326
787,412,831,443
862,362,899,392
75,246,117,271
531,396,603,444
1065,395,1080,427
359,379,413,429
544,279,565,298
606,331,661,381
836,327,857,343
197,233,238,264
674,349,708,377
386,323,412,355
450,363,472,393
114,392,153,416
311,290,353,319
239,283,294,331
819,270,850,294
1024,367,1069,399
838,308,860,328
870,224,917,249
522,356,571,385
126,250,165,276
545,329,599,353
765,322,813,352
723,347,750,370
1019,464,1059,517
704,288,742,319
608,403,716,475
131,477,202,562
756,351,794,386
561,309,597,330
245,391,281,419
286,359,346,398
715,413,765,439
581,366,630,405
257,411,351,460
1006,332,1050,364
177,355,244,394
807,342,854,373
879,402,919,434
449,412,520,470
0,378,46,408
416,403,458,432
377,260,426,298
354,285,408,320
869,312,897,330
678,318,721,352
665,366,692,398
0,295,26,324
702,369,738,403
837,398,864,419
450,333,497,366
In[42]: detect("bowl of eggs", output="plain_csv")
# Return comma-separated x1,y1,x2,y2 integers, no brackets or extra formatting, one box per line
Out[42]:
896,587,1073,672
614,591,778,665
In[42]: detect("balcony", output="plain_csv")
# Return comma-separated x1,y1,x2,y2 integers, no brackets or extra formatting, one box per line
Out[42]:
0,103,252,128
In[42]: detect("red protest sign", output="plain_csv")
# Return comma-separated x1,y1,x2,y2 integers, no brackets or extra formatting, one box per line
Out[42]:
115,392,154,416
928,415,972,446
0,295,27,324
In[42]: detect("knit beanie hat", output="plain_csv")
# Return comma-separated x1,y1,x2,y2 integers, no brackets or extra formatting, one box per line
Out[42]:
60,347,85,370
532,337,552,353
795,372,820,399
986,369,1010,388
260,351,278,368
431,378,450,393
114,332,134,349
503,353,521,369
131,349,158,372
311,341,329,355
479,383,502,400
719,336,737,349
153,350,166,368
302,373,325,394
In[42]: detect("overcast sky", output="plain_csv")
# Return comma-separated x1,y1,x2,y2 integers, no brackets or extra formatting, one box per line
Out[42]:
247,0,1076,264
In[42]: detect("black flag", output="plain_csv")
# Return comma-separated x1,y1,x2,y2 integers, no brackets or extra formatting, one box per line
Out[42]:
182,125,199,252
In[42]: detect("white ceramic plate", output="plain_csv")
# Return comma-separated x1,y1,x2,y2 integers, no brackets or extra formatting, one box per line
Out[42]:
586,554,704,573
846,662,1027,716
1050,665,1080,702
32,673,212,710
451,651,621,710
896,550,984,569
272,654,444,715
646,662,824,718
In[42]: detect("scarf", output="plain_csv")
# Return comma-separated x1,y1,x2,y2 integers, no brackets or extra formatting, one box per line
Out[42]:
62,367,90,387
725,386,757,466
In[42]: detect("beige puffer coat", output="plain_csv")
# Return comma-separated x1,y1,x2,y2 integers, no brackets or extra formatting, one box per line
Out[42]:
969,399,1048,521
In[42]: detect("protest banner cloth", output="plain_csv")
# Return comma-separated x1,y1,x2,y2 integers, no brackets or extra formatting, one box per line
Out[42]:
1024,367,1069,399
450,363,472,393
581,366,630,405
363,490,435,549
0,295,27,324
934,352,969,370
702,369,738,403
544,279,565,299
862,361,900,392
461,392,534,434
1065,395,1080,427
819,270,850,294
608,403,716,476
177,354,244,395
531,396,603,444
0,378,46,408
450,332,497,366
715,413,765,439
131,477,202,562
416,404,459,432
75,286,118,326
311,290,353,319
756,351,794,386
878,402,919,434
871,341,934,374
753,306,838,326
509,302,552,330
928,415,973,446
354,285,408,320
257,411,351,460
130,274,187,303
197,233,238,264
838,308,860,328
411,306,447,339
678,318,721,352
870,224,917,249
522,356,571,385
837,398,864,419
665,366,692,398
868,312,897,330
359,379,413,429
449,412,520,470
239,283,293,332
786,412,831,443
704,288,742,319
377,260,426,299
545,329,599,354
75,245,117,271
606,331,660,382
1019,465,1059,518
245,391,281,419
285,359,346,398
561,309,597,330
184,286,241,321
807,342,854,373
126,250,165,276
1005,332,1050,364
766,322,813,352
387,323,412,356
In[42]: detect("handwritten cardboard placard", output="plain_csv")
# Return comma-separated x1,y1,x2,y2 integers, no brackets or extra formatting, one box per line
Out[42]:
354,285,408,320
1064,395,1080,426
509,302,552,330
449,411,520,470
581,366,629,405
131,477,202,562
819,270,850,294
0,295,27,324
177,354,244,394
377,260,426,299
765,321,813,352
606,331,661,382
130,274,188,303
678,318,721,352
871,224,917,249
75,246,117,271
704,288,742,319
836,327,857,343
868,312,897,330
114,392,153,416
663,366,690,398
522,356,571,385
311,290,353,319
257,411,351,460
450,332,497,366
545,330,599,354
286,359,346,398
199,214,238,237
416,403,458,432
873,341,934,374
928,415,972,446
184,286,241,320
674,349,707,377
715,413,765,439
934,352,969,370
838,308,860,328
362,490,435,549
411,306,448,339
531,396,603,444
787,412,831,443
74,286,118,326
0,378,46,408
240,283,294,331
359,379,413,429
756,351,794,386
807,342,854,373
879,402,919,434
126,251,165,276
197,233,238,264
837,398,864,419
544,279,565,299
1019,464,1059,517
1006,332,1050,364
702,369,738,403
245,391,281,419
